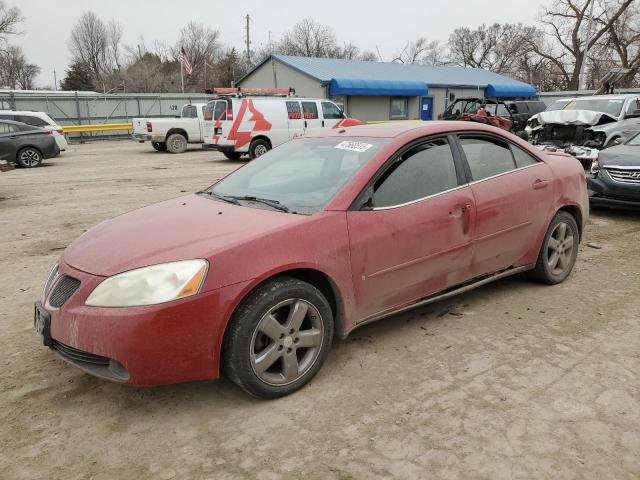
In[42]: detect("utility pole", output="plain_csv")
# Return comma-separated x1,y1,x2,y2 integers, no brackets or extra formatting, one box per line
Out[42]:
578,0,596,91
268,31,273,54
53,70,57,91
245,14,251,64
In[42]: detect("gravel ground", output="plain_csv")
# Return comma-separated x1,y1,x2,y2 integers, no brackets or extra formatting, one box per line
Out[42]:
0,141,639,480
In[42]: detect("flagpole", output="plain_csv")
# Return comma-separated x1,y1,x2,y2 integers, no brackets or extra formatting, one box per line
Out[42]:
180,62,184,94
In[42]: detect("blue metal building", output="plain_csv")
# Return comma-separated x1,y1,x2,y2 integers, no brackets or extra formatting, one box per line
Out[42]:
237,55,537,122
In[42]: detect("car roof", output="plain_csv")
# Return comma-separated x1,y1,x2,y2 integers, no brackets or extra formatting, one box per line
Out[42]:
0,119,30,126
569,94,638,100
303,120,507,139
0,110,50,116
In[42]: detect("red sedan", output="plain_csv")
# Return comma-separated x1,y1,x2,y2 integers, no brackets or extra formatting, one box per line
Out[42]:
35,122,588,398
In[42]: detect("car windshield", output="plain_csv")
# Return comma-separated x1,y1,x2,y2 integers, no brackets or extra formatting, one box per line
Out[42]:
209,137,387,214
563,98,624,117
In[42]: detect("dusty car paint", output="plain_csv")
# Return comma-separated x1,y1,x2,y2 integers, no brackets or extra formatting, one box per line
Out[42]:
40,121,588,386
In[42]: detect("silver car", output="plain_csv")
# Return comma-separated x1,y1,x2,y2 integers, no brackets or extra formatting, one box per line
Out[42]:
528,94,640,165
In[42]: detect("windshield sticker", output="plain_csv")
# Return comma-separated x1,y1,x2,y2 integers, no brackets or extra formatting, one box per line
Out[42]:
334,141,373,152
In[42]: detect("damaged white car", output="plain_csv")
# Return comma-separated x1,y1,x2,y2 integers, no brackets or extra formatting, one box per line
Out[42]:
528,95,640,165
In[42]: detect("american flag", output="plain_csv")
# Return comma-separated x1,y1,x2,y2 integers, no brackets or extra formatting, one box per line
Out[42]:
177,47,193,75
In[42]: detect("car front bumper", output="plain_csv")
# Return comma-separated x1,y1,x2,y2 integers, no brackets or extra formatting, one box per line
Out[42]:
38,261,252,386
587,171,640,209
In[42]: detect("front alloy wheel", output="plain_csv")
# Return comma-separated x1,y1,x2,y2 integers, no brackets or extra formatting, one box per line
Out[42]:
250,299,324,386
222,277,333,398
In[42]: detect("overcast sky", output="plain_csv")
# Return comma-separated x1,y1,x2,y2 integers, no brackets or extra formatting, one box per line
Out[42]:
11,0,545,87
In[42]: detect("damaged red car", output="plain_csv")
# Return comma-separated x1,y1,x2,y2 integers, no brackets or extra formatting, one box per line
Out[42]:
35,122,588,398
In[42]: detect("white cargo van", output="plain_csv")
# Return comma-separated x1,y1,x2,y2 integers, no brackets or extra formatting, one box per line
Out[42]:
202,88,363,159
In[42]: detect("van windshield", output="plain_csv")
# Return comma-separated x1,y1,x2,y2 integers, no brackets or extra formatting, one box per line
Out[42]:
208,137,387,214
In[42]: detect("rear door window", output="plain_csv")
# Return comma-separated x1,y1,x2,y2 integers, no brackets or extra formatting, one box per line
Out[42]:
182,105,198,118
17,115,49,127
302,101,319,119
286,101,302,119
458,135,516,181
0,122,17,134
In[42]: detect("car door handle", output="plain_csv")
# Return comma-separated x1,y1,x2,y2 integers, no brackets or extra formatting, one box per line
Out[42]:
304,120,308,128
322,120,325,127
533,179,549,190
450,204,472,234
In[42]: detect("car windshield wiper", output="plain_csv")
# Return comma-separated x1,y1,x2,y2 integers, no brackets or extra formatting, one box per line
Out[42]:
227,195,291,213
197,190,240,205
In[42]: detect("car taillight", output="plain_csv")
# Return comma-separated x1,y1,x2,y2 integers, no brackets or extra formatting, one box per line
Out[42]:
226,108,233,121
146,121,152,132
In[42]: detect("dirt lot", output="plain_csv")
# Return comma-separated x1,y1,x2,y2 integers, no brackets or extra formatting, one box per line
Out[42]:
1,141,639,480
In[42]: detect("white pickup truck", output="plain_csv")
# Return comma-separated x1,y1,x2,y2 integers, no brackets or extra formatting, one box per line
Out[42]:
132,103,209,153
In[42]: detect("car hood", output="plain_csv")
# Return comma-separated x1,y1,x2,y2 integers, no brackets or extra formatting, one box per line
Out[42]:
531,110,618,126
62,194,307,276
598,145,640,167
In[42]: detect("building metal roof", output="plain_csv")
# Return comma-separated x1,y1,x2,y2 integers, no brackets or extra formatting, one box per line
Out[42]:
239,55,536,95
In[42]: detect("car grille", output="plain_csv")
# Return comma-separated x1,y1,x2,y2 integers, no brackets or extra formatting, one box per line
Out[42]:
52,340,110,366
605,167,640,184
48,275,81,308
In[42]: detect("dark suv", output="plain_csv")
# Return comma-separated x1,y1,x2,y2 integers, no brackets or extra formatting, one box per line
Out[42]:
588,132,640,209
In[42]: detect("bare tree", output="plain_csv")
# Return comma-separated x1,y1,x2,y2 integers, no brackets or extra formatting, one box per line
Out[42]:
279,18,339,57
0,1,22,42
174,21,221,91
449,24,538,75
106,19,123,71
68,11,122,87
0,45,40,89
596,2,640,86
394,37,448,65
69,12,109,83
531,0,635,89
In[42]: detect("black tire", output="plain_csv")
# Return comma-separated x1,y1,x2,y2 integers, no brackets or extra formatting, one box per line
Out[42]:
223,151,242,160
152,142,167,152
222,276,334,399
530,211,579,285
249,138,271,159
16,147,43,168
166,133,188,154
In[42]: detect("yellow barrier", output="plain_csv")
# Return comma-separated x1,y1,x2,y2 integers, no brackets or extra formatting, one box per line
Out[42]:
63,123,133,133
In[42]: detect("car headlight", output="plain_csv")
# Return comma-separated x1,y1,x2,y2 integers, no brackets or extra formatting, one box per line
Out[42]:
85,260,208,307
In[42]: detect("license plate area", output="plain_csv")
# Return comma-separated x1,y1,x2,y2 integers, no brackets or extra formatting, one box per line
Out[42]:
34,301,52,347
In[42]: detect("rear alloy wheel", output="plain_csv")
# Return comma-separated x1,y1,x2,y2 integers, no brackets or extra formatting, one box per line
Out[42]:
152,141,167,152
249,138,270,159
16,147,43,168
166,133,187,154
530,211,579,284
222,277,333,398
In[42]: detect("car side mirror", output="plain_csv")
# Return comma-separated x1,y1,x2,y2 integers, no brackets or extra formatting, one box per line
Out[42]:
358,187,375,210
